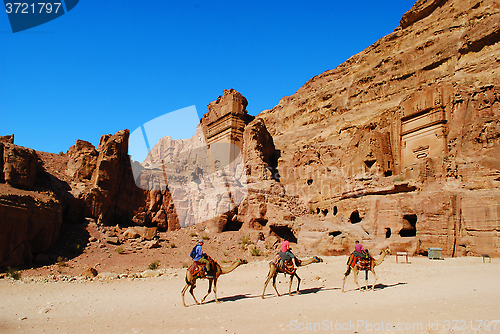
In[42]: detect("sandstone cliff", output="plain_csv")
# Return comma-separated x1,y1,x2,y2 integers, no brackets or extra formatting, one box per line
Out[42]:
2,0,499,268
257,0,500,256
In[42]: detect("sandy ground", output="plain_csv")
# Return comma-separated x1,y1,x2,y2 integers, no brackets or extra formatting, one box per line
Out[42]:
1,255,499,334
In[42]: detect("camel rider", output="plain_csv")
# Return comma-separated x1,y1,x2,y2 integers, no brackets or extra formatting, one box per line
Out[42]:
353,240,369,259
192,239,212,277
279,235,299,266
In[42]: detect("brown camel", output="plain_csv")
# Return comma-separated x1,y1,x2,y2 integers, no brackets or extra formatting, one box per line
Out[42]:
262,256,323,298
342,248,391,292
181,258,247,307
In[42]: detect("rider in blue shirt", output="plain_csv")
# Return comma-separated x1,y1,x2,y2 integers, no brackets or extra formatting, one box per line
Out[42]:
193,239,212,276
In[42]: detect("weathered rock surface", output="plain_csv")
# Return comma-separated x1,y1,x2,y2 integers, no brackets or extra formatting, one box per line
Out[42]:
81,130,147,226
2,0,500,268
257,0,500,256
66,139,98,181
0,184,62,268
2,143,37,189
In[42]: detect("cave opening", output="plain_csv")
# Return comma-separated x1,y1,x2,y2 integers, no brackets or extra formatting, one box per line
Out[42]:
349,210,362,224
385,227,392,238
329,231,342,238
222,220,243,232
364,159,376,172
269,225,297,243
399,214,417,237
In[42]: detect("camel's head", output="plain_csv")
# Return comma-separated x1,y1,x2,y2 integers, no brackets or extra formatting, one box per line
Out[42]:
381,248,392,255
313,256,324,263
237,259,248,264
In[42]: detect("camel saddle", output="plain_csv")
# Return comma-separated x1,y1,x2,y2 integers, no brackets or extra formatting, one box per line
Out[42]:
188,255,217,279
347,253,373,271
272,254,297,275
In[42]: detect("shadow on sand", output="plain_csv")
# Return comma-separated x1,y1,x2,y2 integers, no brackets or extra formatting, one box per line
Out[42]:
345,282,407,292
261,285,339,299
204,293,254,304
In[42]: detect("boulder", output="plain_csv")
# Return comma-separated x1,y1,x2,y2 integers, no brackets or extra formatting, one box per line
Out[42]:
2,143,37,189
66,139,98,181
81,267,98,278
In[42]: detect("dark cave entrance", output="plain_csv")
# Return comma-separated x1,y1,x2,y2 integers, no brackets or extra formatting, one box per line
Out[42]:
399,214,417,237
385,227,392,238
270,225,297,243
349,210,362,224
222,220,243,232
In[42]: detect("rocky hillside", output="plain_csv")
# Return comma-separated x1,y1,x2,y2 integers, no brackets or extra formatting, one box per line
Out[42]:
1,0,499,269
257,0,500,256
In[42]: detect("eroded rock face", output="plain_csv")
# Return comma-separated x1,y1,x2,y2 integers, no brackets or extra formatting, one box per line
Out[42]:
2,143,37,189
0,135,14,144
257,0,500,256
81,130,147,226
2,0,500,266
66,140,98,181
0,187,62,268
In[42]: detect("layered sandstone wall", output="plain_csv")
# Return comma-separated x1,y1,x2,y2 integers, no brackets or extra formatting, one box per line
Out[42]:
0,139,62,268
257,0,500,256
2,0,499,267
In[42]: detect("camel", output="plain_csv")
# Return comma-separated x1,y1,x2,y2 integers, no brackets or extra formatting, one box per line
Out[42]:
181,258,247,307
262,256,323,298
342,248,391,292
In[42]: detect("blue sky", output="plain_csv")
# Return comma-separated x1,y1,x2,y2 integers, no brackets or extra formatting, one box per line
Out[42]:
1,1,416,154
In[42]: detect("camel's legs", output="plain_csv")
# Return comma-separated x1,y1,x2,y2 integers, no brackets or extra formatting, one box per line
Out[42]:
188,284,200,305
342,266,351,292
262,267,280,298
353,267,364,292
295,273,302,294
202,279,213,303
262,269,273,298
272,274,281,296
288,274,294,295
213,278,219,303
181,284,190,307
370,269,378,291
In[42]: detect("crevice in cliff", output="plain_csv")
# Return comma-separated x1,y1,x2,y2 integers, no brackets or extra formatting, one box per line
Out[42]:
459,17,500,54
422,57,450,71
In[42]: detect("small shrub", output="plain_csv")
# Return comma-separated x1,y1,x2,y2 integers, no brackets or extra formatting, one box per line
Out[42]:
57,256,68,267
148,260,160,270
116,246,125,254
189,232,198,238
170,243,176,248
202,235,210,241
240,235,251,246
6,267,21,280
309,207,315,214
58,151,65,156
251,248,262,256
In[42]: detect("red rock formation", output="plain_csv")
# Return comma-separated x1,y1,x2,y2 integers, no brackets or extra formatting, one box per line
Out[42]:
3,0,500,267
81,130,147,226
66,139,98,181
2,143,37,189
0,140,62,268
258,0,500,257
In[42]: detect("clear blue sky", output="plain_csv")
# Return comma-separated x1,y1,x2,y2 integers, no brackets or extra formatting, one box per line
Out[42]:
1,1,416,154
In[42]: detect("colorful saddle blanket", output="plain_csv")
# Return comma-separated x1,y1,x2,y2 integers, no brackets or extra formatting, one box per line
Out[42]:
347,253,373,270
272,254,296,275
188,255,217,279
